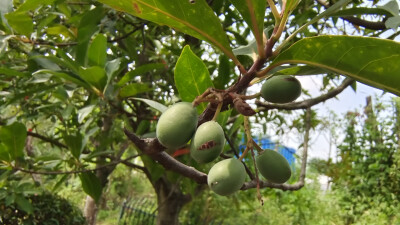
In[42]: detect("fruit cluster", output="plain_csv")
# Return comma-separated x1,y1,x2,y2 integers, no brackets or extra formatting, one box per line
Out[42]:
155,75,300,196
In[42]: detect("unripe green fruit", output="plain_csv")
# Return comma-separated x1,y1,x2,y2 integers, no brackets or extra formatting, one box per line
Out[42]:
207,158,246,196
256,149,291,184
156,102,198,149
261,75,301,103
190,121,225,163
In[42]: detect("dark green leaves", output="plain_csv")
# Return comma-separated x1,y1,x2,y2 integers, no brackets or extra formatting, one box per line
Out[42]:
79,172,103,203
229,0,265,52
98,0,237,63
0,122,27,162
271,35,400,96
175,46,213,112
63,132,83,159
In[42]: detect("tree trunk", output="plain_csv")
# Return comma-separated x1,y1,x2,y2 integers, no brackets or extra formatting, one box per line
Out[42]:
83,196,98,225
154,177,191,225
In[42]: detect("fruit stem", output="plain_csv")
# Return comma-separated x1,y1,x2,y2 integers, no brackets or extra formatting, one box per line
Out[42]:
212,101,223,121
251,149,264,205
239,116,253,161
252,139,264,153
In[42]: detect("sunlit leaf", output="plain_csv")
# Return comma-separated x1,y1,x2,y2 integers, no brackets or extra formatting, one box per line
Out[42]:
230,0,265,51
79,66,107,92
131,97,168,113
97,0,237,63
4,12,33,36
174,45,213,112
271,35,400,96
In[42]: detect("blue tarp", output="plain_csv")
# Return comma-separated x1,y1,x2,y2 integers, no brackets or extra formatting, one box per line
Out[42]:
239,137,296,168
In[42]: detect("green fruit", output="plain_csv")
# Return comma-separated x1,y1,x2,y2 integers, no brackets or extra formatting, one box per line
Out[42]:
261,75,301,103
156,102,198,149
256,149,291,184
207,158,246,196
190,121,225,163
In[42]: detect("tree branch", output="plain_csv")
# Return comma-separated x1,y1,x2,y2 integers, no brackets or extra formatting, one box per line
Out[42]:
124,129,207,184
256,77,354,111
13,154,142,175
27,131,67,149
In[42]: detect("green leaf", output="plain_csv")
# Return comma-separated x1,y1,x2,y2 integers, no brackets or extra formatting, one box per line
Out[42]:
377,0,399,16
88,34,107,68
33,69,89,89
117,63,166,86
216,109,232,127
98,0,237,63
274,65,330,76
46,24,75,39
76,6,105,66
174,45,213,112
229,0,265,50
385,16,400,30
63,132,83,159
0,122,27,161
119,83,152,98
0,67,29,77
330,7,392,17
15,195,33,214
79,66,107,92
14,0,56,13
78,105,95,123
4,12,33,36
214,55,231,89
270,35,400,96
233,27,273,60
131,97,168,113
79,172,103,203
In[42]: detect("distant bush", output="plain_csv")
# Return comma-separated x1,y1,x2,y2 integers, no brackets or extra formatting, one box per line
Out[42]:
0,192,86,225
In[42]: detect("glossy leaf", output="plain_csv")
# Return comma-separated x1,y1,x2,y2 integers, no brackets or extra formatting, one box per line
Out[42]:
0,122,27,161
117,63,166,86
229,0,265,50
174,45,213,112
14,0,56,12
88,34,107,68
79,172,103,203
46,24,75,39
79,66,107,93
271,35,400,96
97,0,237,62
76,6,104,66
119,83,152,98
131,97,168,113
4,12,33,36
